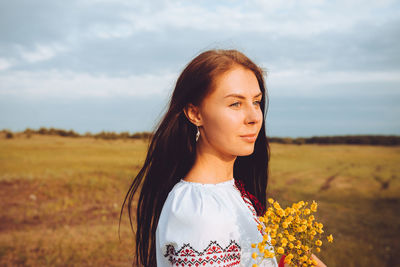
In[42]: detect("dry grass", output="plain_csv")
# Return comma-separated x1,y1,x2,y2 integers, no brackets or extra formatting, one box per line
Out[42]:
0,135,399,266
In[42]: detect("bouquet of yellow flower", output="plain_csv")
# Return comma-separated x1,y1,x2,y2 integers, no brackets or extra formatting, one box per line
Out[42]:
251,198,333,267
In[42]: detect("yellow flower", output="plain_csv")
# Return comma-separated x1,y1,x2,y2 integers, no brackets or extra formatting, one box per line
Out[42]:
277,209,285,217
310,230,316,236
327,234,334,243
273,202,281,210
299,255,307,262
264,250,274,258
284,257,292,264
311,200,318,212
284,230,289,235
288,234,296,241
284,207,291,216
250,198,333,266
252,264,258,267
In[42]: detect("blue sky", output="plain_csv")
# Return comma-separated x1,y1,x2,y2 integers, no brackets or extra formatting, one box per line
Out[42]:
0,0,399,138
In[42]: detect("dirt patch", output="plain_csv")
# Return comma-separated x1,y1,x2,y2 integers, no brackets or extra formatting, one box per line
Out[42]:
0,179,123,233
373,174,396,190
286,177,300,185
319,174,337,191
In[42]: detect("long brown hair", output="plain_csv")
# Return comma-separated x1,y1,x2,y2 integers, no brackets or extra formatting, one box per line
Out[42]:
119,49,271,266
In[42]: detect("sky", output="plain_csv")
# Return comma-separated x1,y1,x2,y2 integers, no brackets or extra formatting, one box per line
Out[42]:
0,0,399,138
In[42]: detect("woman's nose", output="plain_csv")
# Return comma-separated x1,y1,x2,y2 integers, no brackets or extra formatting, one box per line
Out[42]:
245,104,262,124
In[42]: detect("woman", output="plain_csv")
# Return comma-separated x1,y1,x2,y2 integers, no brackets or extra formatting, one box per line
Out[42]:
120,49,327,267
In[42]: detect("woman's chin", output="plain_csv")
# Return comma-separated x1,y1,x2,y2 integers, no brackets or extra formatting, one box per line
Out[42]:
236,147,255,156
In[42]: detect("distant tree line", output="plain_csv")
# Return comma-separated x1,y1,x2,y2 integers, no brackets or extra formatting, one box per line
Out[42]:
268,135,400,146
0,127,399,146
0,127,152,140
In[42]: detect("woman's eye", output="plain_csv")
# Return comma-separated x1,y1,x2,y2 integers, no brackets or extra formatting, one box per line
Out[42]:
230,101,261,107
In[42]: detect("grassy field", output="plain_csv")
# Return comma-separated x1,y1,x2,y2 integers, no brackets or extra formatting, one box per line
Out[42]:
0,134,399,266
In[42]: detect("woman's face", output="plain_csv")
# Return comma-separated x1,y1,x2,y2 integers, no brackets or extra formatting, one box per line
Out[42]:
197,65,263,157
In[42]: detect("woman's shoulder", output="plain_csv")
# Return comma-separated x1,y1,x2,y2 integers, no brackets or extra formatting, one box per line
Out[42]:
156,178,242,264
162,178,237,220
166,179,234,209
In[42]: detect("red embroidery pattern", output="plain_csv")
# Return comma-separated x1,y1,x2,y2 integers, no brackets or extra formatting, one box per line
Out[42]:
234,179,265,216
234,179,267,237
164,240,241,266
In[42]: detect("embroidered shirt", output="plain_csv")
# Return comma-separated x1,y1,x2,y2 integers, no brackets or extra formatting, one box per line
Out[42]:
155,178,278,267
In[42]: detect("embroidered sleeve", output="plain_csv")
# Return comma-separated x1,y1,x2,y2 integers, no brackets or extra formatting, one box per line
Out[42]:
164,240,241,266
156,185,243,266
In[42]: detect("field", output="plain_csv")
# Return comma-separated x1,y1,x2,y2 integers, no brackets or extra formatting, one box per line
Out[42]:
0,135,399,266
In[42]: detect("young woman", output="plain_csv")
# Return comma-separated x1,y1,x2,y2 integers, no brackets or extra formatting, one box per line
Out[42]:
120,49,327,267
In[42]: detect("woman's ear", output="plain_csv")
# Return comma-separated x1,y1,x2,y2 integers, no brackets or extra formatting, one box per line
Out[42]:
183,103,202,126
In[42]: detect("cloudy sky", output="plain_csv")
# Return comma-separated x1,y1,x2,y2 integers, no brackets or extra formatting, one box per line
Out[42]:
0,0,399,138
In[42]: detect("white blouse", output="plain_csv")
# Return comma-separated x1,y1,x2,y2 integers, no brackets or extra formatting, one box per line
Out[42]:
156,178,279,267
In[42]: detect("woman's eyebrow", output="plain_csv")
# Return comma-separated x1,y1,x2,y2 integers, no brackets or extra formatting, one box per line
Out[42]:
224,92,262,99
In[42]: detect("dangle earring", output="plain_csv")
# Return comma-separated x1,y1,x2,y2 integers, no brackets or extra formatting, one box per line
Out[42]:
195,126,200,142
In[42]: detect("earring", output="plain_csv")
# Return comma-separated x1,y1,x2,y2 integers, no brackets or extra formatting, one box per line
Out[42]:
195,126,200,142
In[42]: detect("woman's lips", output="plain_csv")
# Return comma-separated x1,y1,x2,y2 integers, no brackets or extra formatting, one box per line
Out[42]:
240,134,257,142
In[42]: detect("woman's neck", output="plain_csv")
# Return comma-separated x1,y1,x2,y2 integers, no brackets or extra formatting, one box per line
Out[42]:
183,144,236,184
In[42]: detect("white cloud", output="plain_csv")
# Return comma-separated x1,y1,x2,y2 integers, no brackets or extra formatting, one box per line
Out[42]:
18,43,67,63
0,58,14,71
1,67,398,100
267,68,400,97
87,23,135,39
107,0,400,38
0,70,177,98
